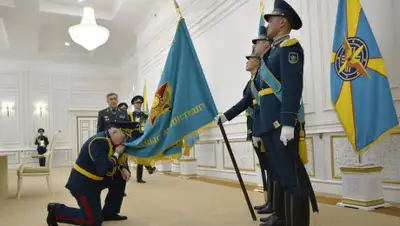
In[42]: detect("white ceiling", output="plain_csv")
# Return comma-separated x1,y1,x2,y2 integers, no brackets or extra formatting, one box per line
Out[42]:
0,0,163,66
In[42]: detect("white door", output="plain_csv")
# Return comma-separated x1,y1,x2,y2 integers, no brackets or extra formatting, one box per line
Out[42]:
77,117,98,153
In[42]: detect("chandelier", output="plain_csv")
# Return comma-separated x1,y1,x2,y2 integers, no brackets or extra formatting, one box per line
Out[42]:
68,6,109,51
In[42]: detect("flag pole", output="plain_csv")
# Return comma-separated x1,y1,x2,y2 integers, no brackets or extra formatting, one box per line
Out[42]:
173,0,183,19
218,119,257,221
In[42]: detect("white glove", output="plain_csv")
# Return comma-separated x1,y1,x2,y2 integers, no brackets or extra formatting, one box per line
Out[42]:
252,136,261,147
280,126,295,146
216,113,227,124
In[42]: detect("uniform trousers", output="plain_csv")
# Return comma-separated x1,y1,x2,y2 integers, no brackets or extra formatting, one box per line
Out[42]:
54,171,126,226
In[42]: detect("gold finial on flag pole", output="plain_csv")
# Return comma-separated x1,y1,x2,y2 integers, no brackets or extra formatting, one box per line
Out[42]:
173,0,183,19
260,0,265,13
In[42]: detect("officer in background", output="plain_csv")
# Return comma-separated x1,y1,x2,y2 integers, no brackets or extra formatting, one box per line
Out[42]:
46,121,137,226
97,93,130,133
260,1,318,225
35,128,49,167
117,102,129,111
129,95,156,183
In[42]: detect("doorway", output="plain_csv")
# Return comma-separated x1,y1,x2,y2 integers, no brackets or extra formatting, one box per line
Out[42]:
76,116,98,153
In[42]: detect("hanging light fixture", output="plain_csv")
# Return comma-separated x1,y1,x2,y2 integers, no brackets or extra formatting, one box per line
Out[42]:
68,6,109,51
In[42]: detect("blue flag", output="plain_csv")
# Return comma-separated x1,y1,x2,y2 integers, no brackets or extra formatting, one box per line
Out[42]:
123,18,218,162
331,0,399,154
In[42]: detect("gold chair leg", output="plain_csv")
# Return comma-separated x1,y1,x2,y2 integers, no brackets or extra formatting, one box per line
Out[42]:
16,176,22,199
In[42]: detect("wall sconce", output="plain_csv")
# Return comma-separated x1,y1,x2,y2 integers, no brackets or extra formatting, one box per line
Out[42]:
35,103,47,117
1,102,14,117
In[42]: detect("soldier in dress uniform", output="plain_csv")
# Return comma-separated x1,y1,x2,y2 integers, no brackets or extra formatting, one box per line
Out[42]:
129,95,156,183
97,93,130,133
35,128,49,167
250,26,275,216
46,121,137,226
258,1,318,225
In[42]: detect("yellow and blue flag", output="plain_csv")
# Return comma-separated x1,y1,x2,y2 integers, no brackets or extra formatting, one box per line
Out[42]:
123,17,218,162
143,80,149,114
331,0,399,154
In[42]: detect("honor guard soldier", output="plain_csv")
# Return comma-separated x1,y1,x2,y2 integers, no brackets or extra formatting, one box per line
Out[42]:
35,128,49,167
129,95,156,183
97,93,130,133
46,121,137,226
250,26,275,216
259,0,318,225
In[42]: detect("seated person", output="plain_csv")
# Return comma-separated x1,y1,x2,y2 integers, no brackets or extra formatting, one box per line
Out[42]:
46,121,137,226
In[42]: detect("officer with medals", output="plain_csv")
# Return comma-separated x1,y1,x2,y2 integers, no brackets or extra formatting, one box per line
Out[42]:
97,93,130,133
259,1,318,225
46,121,137,226
129,95,156,183
35,128,50,167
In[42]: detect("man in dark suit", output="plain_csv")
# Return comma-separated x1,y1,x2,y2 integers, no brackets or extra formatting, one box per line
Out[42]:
129,95,156,183
46,121,138,226
97,93,130,133
35,128,49,167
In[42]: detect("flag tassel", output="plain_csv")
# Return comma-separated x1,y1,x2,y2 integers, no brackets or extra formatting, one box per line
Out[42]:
298,123,308,164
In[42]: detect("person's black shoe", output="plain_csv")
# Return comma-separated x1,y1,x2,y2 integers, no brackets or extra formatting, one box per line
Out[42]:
257,202,273,214
103,213,128,221
124,193,127,197
148,167,156,175
46,203,58,226
254,202,268,210
137,179,146,183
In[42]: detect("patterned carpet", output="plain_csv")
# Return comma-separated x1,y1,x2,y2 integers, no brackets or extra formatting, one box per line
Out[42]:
0,168,399,226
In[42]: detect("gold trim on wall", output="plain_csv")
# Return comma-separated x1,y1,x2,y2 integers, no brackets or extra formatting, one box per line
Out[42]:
221,139,256,172
179,158,197,162
340,166,383,173
193,141,217,169
330,134,400,184
306,136,316,177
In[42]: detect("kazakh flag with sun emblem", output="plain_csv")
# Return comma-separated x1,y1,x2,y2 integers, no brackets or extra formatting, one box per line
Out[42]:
122,15,218,163
331,0,399,154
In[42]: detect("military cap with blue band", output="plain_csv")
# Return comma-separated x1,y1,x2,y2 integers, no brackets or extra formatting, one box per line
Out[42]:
264,0,302,30
251,26,271,44
131,95,144,104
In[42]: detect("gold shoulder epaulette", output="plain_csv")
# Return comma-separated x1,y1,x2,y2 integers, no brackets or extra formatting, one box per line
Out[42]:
280,38,299,47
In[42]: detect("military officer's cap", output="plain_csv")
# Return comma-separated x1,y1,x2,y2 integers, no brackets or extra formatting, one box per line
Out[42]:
109,121,138,136
131,95,144,104
251,26,271,44
38,128,45,133
245,51,260,60
118,102,128,110
264,0,302,30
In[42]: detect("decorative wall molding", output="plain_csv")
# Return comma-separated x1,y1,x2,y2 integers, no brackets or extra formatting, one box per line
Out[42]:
330,133,400,184
2,147,73,168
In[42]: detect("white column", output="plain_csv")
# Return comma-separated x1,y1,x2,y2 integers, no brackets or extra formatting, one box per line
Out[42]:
155,160,172,174
171,159,181,174
179,158,197,178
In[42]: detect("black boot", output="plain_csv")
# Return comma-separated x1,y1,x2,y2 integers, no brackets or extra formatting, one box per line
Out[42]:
284,192,291,226
46,203,59,226
260,182,285,225
257,177,274,214
286,193,310,226
103,213,128,221
254,202,268,210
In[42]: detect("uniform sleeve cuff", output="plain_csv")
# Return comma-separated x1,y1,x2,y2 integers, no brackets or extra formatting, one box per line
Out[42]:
280,112,297,126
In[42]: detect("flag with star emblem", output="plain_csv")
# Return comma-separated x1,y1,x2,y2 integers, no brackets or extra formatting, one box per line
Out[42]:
331,0,399,154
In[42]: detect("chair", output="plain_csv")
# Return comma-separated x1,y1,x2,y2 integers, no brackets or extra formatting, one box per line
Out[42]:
16,130,61,199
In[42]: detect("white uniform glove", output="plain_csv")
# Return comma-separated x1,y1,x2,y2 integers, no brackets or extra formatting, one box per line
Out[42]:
216,113,228,124
280,126,295,146
252,136,261,147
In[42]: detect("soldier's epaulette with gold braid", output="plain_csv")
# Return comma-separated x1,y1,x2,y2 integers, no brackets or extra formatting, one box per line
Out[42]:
280,38,299,48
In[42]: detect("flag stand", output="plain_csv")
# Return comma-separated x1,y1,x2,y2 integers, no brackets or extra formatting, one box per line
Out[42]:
218,119,257,221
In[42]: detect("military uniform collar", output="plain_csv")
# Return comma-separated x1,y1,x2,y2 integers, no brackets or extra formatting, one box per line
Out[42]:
272,34,290,48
